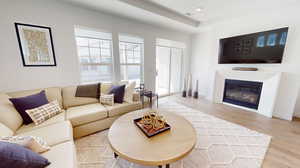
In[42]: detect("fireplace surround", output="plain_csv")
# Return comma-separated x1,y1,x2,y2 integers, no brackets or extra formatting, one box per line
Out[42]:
223,79,263,110
212,70,286,119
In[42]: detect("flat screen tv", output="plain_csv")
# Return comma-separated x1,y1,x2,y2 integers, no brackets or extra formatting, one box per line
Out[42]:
219,27,288,64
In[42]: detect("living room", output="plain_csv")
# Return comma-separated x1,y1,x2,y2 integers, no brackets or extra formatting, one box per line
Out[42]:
0,0,300,168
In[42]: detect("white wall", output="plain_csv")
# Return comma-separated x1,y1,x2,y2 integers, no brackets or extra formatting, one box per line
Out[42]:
191,6,300,118
0,0,192,93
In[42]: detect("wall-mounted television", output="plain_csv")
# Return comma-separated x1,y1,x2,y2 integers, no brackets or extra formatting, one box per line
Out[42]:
218,27,289,64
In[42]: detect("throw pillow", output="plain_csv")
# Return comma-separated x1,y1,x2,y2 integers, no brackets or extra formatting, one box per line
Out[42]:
100,94,114,106
9,91,49,125
25,100,62,125
109,85,126,103
0,136,50,153
75,83,101,99
124,81,136,103
0,141,51,168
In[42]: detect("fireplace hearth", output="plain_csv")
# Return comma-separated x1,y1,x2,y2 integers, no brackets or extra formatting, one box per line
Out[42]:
223,79,263,110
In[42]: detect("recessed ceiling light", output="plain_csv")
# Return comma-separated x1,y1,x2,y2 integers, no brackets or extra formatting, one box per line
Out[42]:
195,7,203,12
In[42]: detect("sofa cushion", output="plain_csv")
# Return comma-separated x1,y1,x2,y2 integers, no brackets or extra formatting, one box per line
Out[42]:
42,141,76,168
17,121,73,147
7,87,63,109
66,103,108,126
16,111,65,134
0,93,23,131
0,123,14,136
105,102,142,117
62,86,99,109
9,90,49,125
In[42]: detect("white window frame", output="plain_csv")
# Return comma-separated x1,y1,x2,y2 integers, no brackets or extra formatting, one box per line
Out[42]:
119,39,144,84
75,30,114,84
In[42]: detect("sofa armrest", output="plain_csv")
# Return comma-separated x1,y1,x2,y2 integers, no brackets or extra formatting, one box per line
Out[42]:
132,92,140,102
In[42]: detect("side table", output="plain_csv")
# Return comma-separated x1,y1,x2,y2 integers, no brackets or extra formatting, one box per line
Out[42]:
140,90,158,108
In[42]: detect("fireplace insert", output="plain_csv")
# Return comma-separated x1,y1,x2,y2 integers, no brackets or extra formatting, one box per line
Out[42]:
223,79,263,110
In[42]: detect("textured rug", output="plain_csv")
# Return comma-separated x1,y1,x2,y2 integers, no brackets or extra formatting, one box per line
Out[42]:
75,101,271,168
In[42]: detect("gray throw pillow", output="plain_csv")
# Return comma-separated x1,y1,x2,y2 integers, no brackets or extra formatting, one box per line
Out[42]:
75,83,101,99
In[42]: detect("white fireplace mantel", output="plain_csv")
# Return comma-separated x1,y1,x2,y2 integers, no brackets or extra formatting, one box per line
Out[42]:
213,70,282,118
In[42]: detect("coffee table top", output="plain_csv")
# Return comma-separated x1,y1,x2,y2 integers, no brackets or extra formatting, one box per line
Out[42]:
108,109,197,166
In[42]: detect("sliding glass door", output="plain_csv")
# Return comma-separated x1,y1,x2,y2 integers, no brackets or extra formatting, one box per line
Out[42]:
156,46,171,96
156,46,183,96
170,48,182,93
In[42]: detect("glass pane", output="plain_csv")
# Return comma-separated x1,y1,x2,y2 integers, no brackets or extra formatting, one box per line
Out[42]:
121,65,140,84
89,39,100,47
102,56,112,64
101,49,111,57
119,43,125,50
76,38,88,46
80,57,89,63
133,51,141,63
80,65,112,83
120,50,125,63
126,51,134,63
101,41,110,48
100,49,111,63
156,46,171,96
78,47,89,58
170,48,182,93
134,45,141,52
89,48,100,63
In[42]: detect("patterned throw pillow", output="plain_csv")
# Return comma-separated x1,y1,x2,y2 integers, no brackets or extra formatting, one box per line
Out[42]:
100,94,114,106
26,100,62,125
0,136,50,153
124,81,136,103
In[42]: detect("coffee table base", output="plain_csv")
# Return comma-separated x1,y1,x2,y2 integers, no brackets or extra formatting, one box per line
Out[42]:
114,152,170,168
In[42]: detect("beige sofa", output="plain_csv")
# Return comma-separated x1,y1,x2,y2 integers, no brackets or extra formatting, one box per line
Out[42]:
0,83,143,168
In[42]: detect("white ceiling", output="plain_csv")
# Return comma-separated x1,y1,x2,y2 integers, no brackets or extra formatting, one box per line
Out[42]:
62,0,200,33
62,0,300,33
150,0,300,23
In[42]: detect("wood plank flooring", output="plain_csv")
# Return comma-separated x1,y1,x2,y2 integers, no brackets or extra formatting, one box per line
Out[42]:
161,95,300,168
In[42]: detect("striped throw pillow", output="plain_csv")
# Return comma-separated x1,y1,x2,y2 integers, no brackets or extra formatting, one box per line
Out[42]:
26,100,62,125
0,136,50,153
100,94,114,106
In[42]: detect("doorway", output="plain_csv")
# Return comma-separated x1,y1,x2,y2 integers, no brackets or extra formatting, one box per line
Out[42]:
156,46,183,96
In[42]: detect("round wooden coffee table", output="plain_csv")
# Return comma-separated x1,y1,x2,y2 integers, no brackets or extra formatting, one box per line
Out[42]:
108,110,197,168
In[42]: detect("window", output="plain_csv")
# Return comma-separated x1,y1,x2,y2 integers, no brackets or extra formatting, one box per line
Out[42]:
75,28,113,84
119,35,144,85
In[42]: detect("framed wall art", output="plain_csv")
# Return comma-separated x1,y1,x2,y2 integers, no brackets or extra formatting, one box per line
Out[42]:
15,23,56,66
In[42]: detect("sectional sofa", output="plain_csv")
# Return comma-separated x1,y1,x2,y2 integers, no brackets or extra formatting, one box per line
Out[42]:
0,83,143,168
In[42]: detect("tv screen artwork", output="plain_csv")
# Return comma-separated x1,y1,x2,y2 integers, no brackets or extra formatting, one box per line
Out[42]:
219,27,288,64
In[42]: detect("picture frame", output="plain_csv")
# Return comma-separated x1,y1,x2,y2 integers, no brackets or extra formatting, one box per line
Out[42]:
15,23,56,66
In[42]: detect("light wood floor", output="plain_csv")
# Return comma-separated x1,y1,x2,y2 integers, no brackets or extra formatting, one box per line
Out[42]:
161,95,300,168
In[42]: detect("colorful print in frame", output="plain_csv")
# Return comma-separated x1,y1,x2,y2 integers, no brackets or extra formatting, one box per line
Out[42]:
15,23,56,66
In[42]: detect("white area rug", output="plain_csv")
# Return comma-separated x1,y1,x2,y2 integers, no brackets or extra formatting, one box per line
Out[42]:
75,101,271,168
